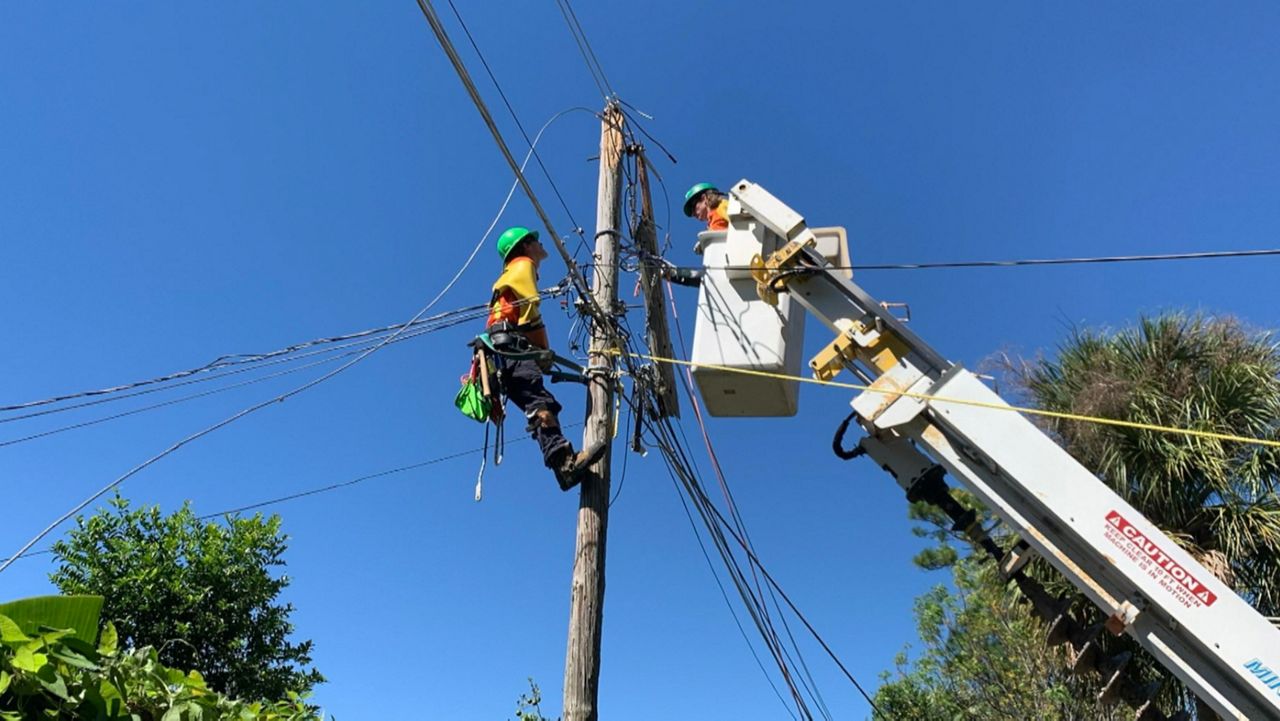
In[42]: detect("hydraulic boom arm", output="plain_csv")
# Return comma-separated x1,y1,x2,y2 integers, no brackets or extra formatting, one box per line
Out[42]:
718,179,1280,721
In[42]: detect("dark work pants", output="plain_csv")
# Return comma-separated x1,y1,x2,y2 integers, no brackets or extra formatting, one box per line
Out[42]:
498,358,571,468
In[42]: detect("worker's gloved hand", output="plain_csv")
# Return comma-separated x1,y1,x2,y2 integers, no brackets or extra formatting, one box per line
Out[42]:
659,260,703,288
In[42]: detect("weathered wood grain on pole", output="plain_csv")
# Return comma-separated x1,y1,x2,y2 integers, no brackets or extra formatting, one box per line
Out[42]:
635,150,681,418
562,102,623,721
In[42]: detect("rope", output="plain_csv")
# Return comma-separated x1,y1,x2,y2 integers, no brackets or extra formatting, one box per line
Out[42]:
609,350,1280,450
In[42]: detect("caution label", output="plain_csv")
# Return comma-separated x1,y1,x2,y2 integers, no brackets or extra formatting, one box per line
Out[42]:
1103,510,1218,608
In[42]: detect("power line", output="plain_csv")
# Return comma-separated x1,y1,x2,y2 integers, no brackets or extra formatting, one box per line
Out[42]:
0,304,482,416
0,424,583,564
614,326,822,718
0,101,580,574
0,100,583,428
0,306,491,425
687,247,1280,272
644,411,818,718
443,0,592,258
199,423,582,519
0,278,461,574
618,102,678,165
0,307,505,448
415,0,597,309
646,410,887,719
658,436,801,721
554,0,614,99
0,349,359,449
692,475,890,719
621,297,877,717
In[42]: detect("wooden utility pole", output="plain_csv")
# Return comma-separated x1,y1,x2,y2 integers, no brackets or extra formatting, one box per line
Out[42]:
634,150,680,419
563,101,623,721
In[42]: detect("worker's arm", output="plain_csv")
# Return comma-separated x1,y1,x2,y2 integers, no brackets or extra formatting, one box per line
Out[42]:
657,260,704,288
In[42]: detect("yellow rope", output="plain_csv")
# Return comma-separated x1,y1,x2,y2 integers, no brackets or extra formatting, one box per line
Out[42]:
609,349,1280,450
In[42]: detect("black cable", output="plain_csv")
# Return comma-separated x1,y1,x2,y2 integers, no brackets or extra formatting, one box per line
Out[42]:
0,288,570,426
635,371,885,718
0,349,356,449
0,309,497,449
415,0,601,318
658,436,801,721
0,302,496,416
655,323,803,711
644,414,815,719
444,0,591,260
619,102,678,165
624,385,810,717
686,465,891,719
554,0,615,98
554,0,608,98
691,247,1280,272
607,394,632,509
0,424,585,564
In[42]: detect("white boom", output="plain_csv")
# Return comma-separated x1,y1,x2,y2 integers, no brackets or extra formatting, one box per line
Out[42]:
692,179,1280,720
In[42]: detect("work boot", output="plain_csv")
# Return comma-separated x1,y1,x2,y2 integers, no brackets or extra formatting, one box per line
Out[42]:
553,440,607,491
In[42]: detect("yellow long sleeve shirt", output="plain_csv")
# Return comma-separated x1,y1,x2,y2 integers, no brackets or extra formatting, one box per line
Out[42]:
487,256,549,349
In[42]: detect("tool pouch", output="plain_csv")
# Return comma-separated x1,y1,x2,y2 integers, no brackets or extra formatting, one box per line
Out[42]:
454,357,491,423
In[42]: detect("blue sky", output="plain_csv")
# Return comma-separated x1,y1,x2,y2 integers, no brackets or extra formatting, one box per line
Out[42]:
3,2,1279,719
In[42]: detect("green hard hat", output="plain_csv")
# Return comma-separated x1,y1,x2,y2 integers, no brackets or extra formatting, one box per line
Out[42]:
683,182,719,217
496,226,538,260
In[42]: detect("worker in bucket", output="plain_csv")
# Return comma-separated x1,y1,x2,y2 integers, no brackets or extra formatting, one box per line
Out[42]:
485,226,601,491
651,182,729,289
683,182,729,231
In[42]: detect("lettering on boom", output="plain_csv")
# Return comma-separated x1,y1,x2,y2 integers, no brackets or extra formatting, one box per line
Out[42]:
1103,510,1218,608
1243,659,1280,700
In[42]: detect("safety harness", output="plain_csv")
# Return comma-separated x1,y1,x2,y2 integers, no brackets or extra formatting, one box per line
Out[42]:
462,320,589,501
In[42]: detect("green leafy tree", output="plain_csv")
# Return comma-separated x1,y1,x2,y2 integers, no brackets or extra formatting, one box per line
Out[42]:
876,313,1280,719
875,557,1126,720
0,613,322,720
49,494,324,701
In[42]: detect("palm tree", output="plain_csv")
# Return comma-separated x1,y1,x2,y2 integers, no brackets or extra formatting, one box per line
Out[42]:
1021,313,1280,615
876,314,1280,720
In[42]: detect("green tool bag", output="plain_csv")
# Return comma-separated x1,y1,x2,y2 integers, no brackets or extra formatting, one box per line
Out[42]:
455,377,491,423
454,357,492,423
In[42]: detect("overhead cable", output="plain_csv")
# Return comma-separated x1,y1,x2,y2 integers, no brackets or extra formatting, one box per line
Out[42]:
0,305,488,423
0,105,581,428
0,424,581,564
0,102,578,575
0,304,480,415
639,392,883,717
0,310,497,448
0,263,472,575
644,410,819,718
619,326,823,718
690,247,1280,272
444,0,593,256
415,0,597,311
686,464,890,719
553,0,615,99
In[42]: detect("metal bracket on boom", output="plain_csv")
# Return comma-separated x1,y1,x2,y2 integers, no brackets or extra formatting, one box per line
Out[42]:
810,332,859,382
748,237,815,307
